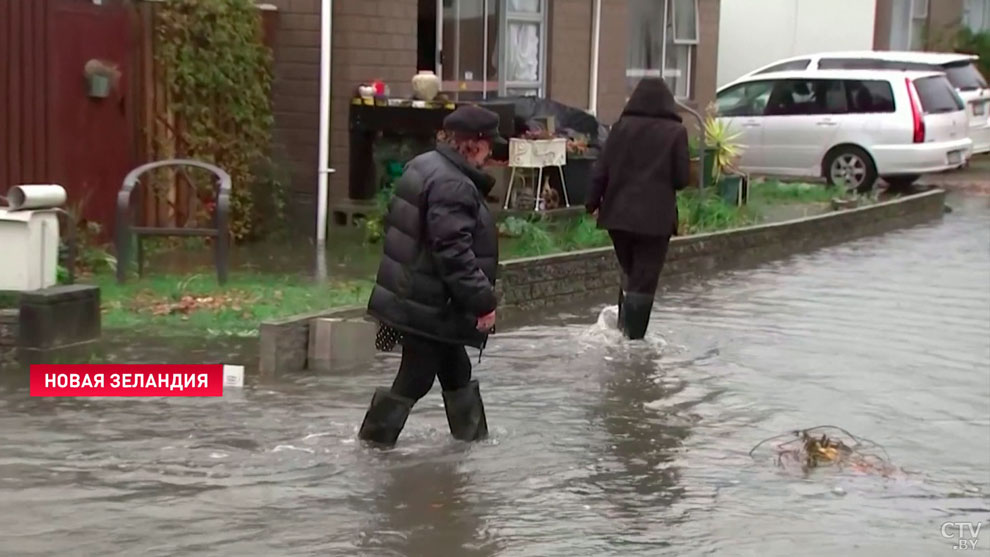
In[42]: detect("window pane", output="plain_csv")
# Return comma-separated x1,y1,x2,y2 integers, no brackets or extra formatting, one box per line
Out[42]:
764,79,847,116
487,0,499,82
717,81,773,117
509,0,540,13
889,0,911,50
914,76,965,113
844,80,896,113
627,0,664,72
944,62,988,90
756,59,811,73
442,0,487,83
912,0,929,17
664,44,691,98
673,0,698,42
506,21,540,82
910,19,925,50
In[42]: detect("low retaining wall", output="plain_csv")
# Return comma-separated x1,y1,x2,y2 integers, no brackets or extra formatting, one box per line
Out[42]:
497,188,947,312
260,188,947,375
259,306,367,376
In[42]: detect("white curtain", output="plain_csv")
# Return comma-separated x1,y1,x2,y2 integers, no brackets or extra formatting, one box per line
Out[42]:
506,22,539,82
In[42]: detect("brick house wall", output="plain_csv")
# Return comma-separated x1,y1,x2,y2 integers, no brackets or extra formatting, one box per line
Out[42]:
266,0,721,235
548,0,593,111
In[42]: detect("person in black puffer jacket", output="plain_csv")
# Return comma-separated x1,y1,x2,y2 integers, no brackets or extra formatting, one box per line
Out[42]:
585,78,690,340
359,105,504,448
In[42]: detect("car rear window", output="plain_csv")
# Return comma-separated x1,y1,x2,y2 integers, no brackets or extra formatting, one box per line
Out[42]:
819,58,934,72
913,76,965,113
942,61,988,91
755,59,811,74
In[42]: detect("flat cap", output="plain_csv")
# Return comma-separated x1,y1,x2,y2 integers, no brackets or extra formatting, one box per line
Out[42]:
442,104,506,144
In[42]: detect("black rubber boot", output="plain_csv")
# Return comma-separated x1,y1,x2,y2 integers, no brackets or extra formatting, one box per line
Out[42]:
621,292,654,340
442,380,489,442
617,274,628,333
357,387,414,448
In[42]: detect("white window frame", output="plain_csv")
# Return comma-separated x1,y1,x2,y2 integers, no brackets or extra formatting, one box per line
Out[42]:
625,0,699,100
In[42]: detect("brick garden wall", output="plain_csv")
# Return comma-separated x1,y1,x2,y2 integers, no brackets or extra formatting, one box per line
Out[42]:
495,189,947,313
0,309,18,366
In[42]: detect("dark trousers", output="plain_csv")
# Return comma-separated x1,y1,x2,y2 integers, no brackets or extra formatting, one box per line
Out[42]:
390,333,472,402
608,230,672,295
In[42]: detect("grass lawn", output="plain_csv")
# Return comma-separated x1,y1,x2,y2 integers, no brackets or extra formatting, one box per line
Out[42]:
90,272,374,337
83,179,851,336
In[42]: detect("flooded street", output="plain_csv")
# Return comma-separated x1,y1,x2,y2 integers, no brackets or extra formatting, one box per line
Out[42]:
1,193,988,556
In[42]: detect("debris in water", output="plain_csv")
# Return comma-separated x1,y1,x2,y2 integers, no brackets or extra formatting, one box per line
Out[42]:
749,425,898,477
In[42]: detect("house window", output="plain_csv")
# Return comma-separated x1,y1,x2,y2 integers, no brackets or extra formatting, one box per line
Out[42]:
427,0,546,100
889,0,929,50
626,0,699,99
910,0,929,50
963,0,990,32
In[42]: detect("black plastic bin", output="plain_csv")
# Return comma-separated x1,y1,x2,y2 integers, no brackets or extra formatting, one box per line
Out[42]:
549,155,596,207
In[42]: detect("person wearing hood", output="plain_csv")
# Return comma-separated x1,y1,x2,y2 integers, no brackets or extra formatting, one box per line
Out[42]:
585,78,690,340
359,105,503,449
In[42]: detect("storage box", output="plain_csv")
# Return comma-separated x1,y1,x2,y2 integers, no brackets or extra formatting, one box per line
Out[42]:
0,209,60,291
509,138,567,168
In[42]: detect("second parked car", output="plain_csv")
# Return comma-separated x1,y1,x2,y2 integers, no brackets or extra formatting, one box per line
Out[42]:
715,69,973,191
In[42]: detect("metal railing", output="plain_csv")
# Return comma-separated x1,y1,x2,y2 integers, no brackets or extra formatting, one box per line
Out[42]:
115,159,231,285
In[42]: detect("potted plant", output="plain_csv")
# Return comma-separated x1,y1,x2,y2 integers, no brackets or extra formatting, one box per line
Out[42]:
688,136,719,190
83,59,121,99
702,106,746,205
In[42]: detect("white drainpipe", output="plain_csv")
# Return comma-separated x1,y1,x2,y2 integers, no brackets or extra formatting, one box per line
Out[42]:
316,0,334,245
588,0,602,115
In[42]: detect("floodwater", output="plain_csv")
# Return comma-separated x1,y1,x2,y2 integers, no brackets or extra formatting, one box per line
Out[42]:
1,193,989,556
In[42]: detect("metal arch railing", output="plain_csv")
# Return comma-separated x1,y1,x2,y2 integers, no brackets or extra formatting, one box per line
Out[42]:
115,159,232,285
675,99,707,190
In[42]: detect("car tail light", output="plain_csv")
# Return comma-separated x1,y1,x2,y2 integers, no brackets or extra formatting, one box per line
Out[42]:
905,77,925,144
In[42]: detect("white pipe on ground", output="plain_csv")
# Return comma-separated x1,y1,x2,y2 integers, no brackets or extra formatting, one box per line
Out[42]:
588,0,602,115
316,0,334,245
6,185,67,211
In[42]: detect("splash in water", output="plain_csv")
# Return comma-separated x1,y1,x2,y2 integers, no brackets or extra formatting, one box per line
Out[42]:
577,305,670,353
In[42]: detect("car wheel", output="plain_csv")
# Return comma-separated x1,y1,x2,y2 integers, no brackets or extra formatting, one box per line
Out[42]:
884,174,920,190
824,146,877,193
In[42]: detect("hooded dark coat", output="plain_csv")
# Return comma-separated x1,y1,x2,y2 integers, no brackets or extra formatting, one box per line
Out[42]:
585,78,691,237
366,144,499,349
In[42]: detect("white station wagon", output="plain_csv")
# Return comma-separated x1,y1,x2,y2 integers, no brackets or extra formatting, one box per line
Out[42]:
740,51,990,155
715,69,973,191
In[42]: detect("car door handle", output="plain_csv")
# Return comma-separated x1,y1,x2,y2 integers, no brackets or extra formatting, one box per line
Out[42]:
816,120,837,127
742,121,761,128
